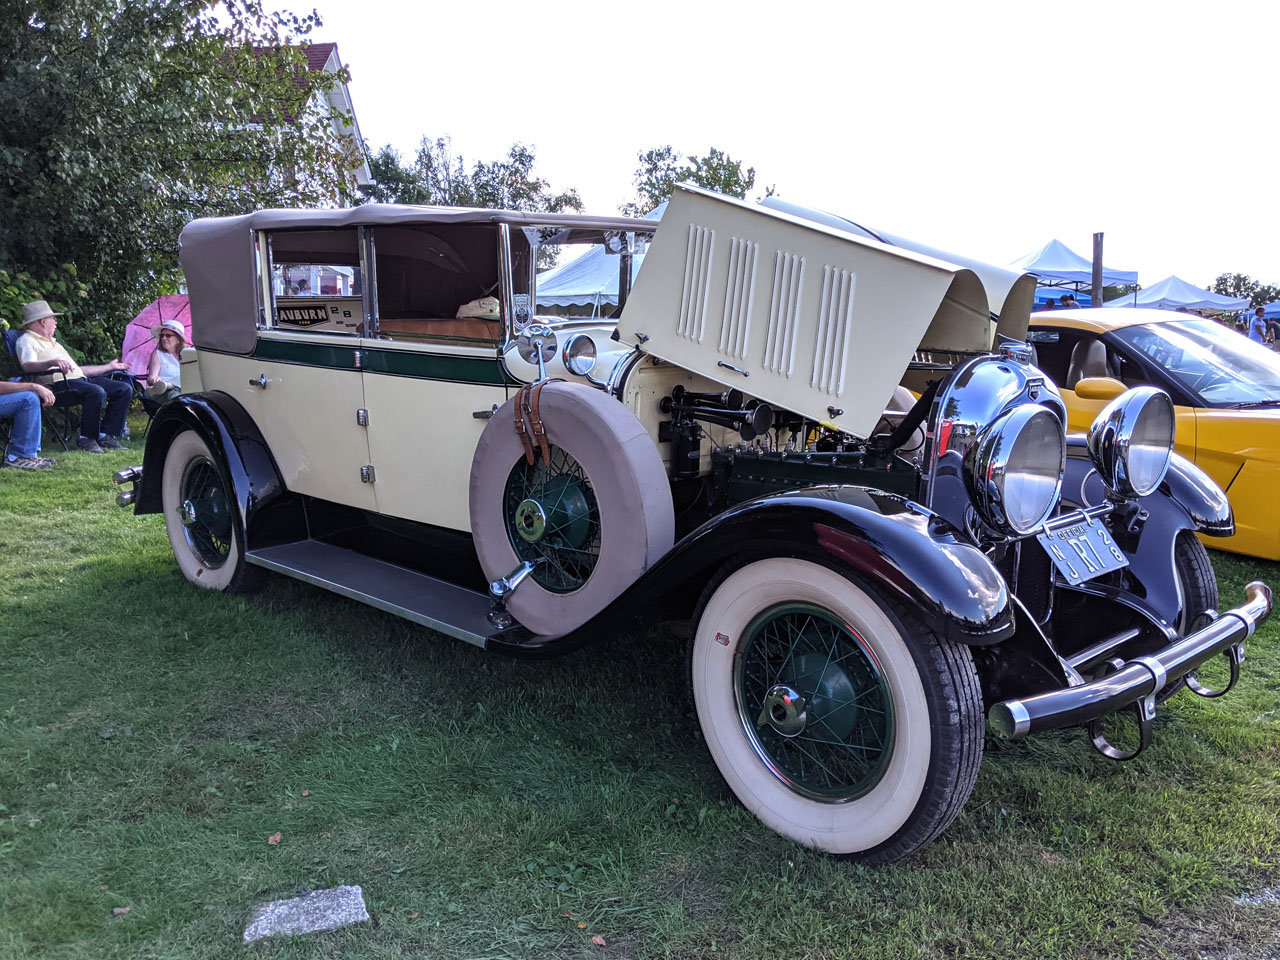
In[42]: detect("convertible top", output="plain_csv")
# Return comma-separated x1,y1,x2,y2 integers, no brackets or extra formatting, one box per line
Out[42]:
179,205,660,354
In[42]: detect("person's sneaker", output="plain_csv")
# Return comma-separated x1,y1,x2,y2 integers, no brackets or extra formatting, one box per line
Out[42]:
3,456,54,471
98,435,124,450
76,436,106,454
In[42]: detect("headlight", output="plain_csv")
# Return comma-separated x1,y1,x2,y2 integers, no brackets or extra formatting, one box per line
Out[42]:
562,334,597,377
964,404,1066,536
1087,386,1174,497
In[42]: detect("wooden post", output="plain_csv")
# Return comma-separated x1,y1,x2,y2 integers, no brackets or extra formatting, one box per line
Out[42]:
1091,233,1104,308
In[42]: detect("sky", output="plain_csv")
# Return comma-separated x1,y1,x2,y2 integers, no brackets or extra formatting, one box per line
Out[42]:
311,0,1279,291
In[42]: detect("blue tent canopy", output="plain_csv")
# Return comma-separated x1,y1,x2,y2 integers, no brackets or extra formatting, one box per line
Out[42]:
1102,275,1250,311
1010,239,1138,287
1249,300,1280,319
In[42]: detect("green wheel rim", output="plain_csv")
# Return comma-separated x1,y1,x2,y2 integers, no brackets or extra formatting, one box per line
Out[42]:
178,456,233,569
502,445,600,593
734,603,895,802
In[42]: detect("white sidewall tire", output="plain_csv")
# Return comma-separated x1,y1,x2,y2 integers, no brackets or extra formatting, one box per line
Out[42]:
691,558,932,855
469,382,674,638
162,430,244,592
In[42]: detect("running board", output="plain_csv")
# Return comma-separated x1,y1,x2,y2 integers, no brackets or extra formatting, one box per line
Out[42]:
246,540,498,647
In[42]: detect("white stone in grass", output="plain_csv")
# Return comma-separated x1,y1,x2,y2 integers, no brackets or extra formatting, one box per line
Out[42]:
1234,883,1280,907
242,885,369,943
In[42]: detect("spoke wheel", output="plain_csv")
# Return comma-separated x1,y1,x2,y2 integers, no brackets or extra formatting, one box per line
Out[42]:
469,382,674,638
179,456,233,569
503,445,601,593
691,557,983,864
736,604,894,802
161,430,261,593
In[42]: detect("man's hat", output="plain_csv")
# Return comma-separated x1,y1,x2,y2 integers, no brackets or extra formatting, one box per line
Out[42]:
20,300,63,327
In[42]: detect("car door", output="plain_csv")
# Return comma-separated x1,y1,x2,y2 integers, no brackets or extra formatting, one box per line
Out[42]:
357,222,513,532
216,227,377,511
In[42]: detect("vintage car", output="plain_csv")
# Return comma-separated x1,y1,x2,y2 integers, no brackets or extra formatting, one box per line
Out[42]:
1028,307,1280,560
115,185,1271,865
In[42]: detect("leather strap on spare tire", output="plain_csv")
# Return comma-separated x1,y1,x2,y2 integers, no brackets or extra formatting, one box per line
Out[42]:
513,380,555,466
471,381,675,638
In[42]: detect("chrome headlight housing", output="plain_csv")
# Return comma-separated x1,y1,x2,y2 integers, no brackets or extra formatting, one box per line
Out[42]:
1087,386,1175,498
963,404,1066,536
562,334,597,377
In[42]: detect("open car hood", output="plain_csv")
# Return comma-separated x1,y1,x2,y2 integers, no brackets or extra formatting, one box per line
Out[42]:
619,185,1027,439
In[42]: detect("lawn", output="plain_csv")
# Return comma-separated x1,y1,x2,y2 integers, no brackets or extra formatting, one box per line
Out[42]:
3,435,1280,959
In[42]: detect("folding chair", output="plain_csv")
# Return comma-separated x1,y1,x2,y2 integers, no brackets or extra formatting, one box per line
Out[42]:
4,328,82,451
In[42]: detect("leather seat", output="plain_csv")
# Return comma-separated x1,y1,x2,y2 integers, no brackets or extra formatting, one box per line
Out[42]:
1066,339,1109,390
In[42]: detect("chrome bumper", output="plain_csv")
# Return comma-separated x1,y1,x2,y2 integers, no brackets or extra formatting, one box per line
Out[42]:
113,465,143,508
989,581,1272,750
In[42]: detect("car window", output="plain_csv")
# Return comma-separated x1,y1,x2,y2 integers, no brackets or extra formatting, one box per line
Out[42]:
372,224,502,345
1026,326,1078,386
1112,318,1280,407
267,228,363,335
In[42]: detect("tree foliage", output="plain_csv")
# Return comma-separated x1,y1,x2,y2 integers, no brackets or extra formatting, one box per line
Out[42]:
1,1,364,356
1211,273,1280,310
361,138,582,214
621,146,758,217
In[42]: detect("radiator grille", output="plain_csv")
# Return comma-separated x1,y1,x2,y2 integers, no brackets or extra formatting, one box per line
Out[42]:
811,265,856,395
763,251,804,376
717,237,758,360
677,224,715,342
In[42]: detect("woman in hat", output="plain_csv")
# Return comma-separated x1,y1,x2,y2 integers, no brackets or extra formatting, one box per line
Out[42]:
145,319,185,402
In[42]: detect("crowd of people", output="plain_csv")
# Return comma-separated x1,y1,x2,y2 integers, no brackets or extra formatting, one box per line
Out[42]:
3,300,184,471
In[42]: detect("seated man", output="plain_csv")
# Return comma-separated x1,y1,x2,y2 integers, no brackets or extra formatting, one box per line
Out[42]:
15,300,132,453
0,379,56,470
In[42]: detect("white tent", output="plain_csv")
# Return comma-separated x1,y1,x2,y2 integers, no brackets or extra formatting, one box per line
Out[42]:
1103,275,1249,312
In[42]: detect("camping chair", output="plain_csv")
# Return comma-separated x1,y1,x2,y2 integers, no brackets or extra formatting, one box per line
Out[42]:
3,328,81,451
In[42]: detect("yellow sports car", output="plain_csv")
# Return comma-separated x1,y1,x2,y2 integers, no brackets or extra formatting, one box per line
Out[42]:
1028,307,1280,560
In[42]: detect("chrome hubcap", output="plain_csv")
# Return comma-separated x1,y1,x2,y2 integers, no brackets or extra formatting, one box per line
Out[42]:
514,499,547,543
757,684,807,738
180,499,198,527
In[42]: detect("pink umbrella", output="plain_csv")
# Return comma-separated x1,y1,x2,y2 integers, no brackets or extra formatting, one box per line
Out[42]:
121,295,191,378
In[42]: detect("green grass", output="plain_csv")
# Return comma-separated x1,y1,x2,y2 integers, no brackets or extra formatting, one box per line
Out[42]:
3,430,1280,959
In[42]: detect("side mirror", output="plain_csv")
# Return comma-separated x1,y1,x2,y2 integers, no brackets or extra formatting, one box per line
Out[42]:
1074,377,1128,401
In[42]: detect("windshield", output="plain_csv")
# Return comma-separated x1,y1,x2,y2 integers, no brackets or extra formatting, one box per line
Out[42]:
1112,318,1280,407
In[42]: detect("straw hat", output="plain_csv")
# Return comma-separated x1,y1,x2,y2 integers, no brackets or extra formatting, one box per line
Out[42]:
20,300,63,327
151,318,187,346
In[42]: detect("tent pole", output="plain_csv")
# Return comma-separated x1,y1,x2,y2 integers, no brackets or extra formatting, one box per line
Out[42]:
1091,233,1104,308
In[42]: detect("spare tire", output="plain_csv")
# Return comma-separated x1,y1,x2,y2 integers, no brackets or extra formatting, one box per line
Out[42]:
469,381,675,637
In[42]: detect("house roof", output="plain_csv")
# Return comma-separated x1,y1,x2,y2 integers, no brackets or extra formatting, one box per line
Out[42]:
304,42,337,72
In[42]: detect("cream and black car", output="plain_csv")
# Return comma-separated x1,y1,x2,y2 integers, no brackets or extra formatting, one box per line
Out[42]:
116,185,1271,864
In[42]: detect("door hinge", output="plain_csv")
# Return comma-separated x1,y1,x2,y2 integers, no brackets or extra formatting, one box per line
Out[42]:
356,408,369,426
360,465,375,484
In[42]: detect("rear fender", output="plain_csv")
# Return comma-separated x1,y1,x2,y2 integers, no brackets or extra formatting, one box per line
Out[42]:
490,485,1015,656
135,392,287,544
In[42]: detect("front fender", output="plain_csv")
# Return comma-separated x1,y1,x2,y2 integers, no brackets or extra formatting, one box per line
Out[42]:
135,392,286,542
1062,439,1228,631
489,485,1015,656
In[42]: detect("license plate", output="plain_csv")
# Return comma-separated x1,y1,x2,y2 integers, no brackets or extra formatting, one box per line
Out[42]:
1036,515,1128,585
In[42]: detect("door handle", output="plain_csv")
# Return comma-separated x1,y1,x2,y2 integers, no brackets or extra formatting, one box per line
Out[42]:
249,374,270,389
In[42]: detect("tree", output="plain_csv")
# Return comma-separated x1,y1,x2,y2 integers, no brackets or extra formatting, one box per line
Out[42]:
1212,273,1280,309
362,138,582,214
1,1,363,356
621,146,758,217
